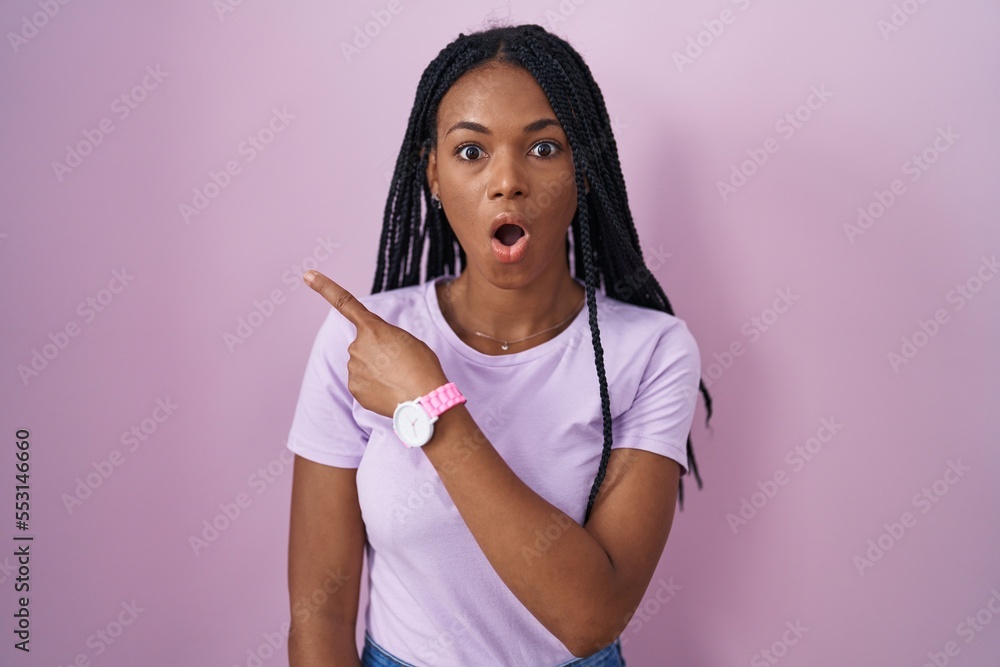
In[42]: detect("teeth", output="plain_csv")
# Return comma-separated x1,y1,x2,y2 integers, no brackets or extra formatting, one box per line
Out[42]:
495,223,525,247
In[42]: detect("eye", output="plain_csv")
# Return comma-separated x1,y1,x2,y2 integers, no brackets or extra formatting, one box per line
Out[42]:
530,141,560,158
454,144,485,161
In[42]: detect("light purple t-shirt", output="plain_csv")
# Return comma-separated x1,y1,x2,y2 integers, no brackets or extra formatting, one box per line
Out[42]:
285,275,701,666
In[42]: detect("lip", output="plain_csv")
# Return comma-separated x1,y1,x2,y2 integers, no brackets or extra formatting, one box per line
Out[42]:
489,211,529,238
489,212,530,264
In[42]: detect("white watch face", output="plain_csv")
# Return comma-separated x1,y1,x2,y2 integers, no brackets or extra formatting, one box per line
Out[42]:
393,402,433,447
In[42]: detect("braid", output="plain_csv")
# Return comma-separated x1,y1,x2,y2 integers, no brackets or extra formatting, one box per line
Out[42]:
575,184,614,525
374,23,714,524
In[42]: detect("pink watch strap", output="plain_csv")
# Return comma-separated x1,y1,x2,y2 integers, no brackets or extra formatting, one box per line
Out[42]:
418,382,466,418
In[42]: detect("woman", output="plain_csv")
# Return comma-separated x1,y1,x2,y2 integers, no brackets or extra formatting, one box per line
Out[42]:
286,23,713,667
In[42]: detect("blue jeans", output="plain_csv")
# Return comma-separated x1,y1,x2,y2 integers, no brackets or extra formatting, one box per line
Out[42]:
361,630,627,666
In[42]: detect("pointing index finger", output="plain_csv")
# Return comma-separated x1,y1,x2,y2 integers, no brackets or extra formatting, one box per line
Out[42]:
304,270,372,326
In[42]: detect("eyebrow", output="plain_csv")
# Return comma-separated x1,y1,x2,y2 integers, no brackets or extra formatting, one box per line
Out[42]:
444,118,562,138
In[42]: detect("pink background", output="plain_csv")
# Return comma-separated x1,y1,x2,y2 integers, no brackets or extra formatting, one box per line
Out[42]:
2,1,999,665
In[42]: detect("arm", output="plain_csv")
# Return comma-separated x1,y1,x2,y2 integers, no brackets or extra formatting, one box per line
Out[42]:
287,455,366,667
423,405,681,657
297,270,688,658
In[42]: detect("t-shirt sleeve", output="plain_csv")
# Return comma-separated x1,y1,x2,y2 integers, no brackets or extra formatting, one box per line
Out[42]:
610,319,701,476
285,308,369,468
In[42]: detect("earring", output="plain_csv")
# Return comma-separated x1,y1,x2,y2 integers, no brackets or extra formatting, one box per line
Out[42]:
431,192,442,210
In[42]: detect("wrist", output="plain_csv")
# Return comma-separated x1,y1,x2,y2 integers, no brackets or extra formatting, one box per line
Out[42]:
392,380,466,449
420,398,468,451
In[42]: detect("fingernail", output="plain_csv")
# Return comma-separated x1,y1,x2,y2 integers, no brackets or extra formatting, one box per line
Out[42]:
304,271,316,285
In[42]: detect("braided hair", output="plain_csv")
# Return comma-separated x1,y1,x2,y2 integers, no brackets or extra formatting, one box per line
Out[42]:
371,23,714,524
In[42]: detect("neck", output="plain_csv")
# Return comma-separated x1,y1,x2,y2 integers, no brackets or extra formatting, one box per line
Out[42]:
438,266,586,353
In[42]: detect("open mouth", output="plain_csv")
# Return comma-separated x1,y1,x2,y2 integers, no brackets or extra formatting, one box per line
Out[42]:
490,213,530,264
494,223,525,247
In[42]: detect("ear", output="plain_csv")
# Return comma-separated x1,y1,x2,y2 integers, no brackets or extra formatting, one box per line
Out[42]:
423,143,439,198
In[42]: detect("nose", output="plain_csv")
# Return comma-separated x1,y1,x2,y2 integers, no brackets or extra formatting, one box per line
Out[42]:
488,148,527,200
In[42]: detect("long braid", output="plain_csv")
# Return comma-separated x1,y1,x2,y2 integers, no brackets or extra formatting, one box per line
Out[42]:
372,24,714,523
576,186,614,525
506,42,614,524
526,29,713,508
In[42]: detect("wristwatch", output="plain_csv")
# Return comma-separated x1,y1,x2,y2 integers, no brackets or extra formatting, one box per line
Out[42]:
392,382,466,448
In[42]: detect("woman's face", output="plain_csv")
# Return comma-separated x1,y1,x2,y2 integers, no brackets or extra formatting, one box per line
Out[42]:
425,62,580,288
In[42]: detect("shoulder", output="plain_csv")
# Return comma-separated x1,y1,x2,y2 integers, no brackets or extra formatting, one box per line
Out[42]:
597,292,700,363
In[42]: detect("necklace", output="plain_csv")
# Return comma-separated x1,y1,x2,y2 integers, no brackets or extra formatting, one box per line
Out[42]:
444,280,586,351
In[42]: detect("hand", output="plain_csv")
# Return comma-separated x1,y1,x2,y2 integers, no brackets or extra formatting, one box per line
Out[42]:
304,270,449,418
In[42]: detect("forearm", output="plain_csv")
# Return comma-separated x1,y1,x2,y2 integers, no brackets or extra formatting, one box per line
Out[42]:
288,616,360,667
421,404,620,653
